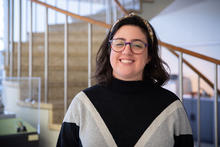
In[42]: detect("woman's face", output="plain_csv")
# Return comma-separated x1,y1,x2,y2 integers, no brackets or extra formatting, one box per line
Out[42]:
110,25,150,81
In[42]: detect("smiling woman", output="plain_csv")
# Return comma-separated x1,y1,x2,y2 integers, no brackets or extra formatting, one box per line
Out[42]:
56,13,194,147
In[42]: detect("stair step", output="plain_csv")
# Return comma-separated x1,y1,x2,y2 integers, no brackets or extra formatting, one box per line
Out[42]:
12,55,96,67
6,68,94,81
6,64,94,71
47,86,86,101
13,41,101,53
48,22,107,33
5,21,106,125
13,51,97,57
30,31,106,43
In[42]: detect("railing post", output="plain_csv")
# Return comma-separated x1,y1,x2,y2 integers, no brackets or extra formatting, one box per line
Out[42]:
214,64,218,147
6,0,10,67
34,2,37,32
26,0,28,40
9,0,14,77
29,1,33,100
77,0,80,15
197,76,201,147
44,7,48,103
113,0,117,22
64,15,68,114
106,0,112,25
17,0,22,77
178,52,183,101
29,1,33,78
54,0,57,24
88,23,92,87
37,77,41,134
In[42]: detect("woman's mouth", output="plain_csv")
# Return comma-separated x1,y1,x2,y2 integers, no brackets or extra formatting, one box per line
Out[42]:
120,59,134,64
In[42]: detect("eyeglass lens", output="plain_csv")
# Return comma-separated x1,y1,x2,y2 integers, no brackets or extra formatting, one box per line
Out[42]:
111,39,146,54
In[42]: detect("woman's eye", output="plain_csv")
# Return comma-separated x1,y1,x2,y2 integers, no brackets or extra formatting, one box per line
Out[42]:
133,44,143,48
115,43,124,47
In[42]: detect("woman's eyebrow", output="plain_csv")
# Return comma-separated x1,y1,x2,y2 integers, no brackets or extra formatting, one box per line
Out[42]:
131,38,147,43
112,38,147,43
113,37,125,40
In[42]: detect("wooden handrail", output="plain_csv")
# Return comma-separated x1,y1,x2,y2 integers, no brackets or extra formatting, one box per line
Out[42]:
114,0,129,15
167,48,220,94
160,41,220,65
31,0,111,29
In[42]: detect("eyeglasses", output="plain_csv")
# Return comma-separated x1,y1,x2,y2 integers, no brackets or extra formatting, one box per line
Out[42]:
109,39,148,54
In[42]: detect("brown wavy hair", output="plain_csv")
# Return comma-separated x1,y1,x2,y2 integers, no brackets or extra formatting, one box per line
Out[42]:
95,14,170,86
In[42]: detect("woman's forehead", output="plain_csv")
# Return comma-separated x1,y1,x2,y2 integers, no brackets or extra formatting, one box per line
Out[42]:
113,25,147,41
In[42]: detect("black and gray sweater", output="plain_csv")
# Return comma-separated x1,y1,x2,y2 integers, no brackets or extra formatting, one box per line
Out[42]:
57,78,193,147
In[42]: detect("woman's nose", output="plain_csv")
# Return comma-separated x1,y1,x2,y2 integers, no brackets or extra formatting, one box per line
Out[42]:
122,43,132,55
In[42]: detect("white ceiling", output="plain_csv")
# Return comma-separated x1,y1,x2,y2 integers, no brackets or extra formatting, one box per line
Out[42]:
150,0,220,59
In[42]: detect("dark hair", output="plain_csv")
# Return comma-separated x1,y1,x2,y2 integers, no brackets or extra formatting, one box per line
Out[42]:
95,14,170,86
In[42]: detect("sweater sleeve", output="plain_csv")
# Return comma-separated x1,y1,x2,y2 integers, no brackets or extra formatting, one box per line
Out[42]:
56,122,82,147
56,92,83,147
173,102,194,147
174,134,194,147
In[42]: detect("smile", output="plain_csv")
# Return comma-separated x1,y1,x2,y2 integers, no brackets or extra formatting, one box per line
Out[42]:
120,59,134,63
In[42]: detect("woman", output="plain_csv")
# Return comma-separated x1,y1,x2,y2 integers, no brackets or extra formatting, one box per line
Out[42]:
57,13,193,147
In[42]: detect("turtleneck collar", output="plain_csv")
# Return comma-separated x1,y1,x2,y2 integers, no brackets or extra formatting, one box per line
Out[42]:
106,77,155,94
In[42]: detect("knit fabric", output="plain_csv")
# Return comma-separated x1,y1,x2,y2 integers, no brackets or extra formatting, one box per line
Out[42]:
57,78,193,147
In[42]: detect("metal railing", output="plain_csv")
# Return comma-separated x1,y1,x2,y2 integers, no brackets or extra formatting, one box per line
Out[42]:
162,42,219,147
6,0,114,115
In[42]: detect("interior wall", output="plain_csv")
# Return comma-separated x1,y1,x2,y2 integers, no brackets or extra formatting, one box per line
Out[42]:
140,0,220,95
140,0,174,20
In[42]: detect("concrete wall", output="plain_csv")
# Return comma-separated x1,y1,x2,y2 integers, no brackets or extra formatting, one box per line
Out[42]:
140,0,174,20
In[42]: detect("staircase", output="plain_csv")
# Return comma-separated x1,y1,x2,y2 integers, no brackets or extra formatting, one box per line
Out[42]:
4,0,145,125
5,21,106,123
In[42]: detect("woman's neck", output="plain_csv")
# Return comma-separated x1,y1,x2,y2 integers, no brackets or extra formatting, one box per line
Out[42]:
106,77,154,94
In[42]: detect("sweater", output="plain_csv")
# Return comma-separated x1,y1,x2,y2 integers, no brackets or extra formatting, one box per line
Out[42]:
57,78,193,147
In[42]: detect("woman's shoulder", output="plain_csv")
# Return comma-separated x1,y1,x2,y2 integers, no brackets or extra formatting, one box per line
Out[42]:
82,84,106,96
152,85,181,108
83,84,103,92
68,84,105,107
156,85,179,99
